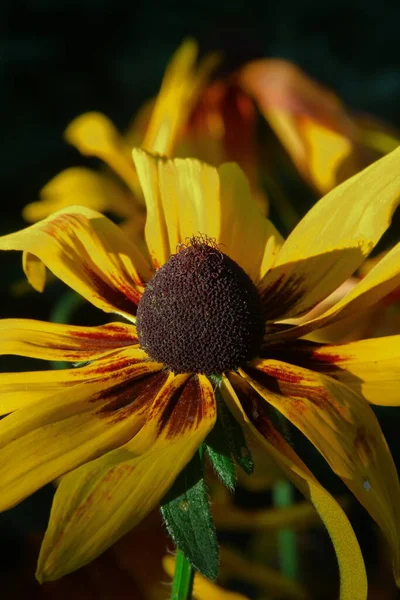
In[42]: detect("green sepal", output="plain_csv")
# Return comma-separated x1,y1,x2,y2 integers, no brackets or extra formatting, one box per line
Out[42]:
215,387,254,476
160,449,219,581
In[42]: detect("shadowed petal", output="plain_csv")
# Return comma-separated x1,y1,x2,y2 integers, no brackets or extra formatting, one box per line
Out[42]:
36,374,216,581
0,358,165,511
241,359,400,583
267,239,400,343
0,319,138,361
0,206,153,320
259,147,400,321
221,374,367,600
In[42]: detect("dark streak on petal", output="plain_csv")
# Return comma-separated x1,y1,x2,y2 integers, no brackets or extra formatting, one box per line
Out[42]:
69,323,138,346
354,425,376,466
83,265,140,317
154,375,216,439
261,273,305,320
96,370,169,422
230,375,286,452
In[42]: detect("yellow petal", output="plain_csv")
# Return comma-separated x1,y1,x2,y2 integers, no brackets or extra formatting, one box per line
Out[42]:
22,167,134,223
0,344,149,415
143,38,220,155
221,374,367,600
259,147,400,321
65,112,141,198
36,374,216,581
242,359,400,583
0,318,137,361
309,335,400,406
163,554,250,600
0,206,152,320
133,149,282,278
266,239,400,342
239,59,358,193
0,355,164,511
22,251,46,292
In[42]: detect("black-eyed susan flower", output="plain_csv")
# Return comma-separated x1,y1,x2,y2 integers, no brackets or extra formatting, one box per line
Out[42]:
2,148,400,598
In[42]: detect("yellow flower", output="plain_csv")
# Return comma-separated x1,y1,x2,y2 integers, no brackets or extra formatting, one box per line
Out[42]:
2,147,400,597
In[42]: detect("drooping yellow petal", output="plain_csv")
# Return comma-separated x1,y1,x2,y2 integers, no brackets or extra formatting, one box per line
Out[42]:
239,59,358,194
259,147,400,321
133,149,282,278
22,167,135,223
221,374,367,600
142,38,220,155
0,319,137,361
0,355,165,511
0,206,153,319
242,359,400,583
65,112,142,198
36,374,216,582
308,335,400,406
0,345,150,414
163,554,250,600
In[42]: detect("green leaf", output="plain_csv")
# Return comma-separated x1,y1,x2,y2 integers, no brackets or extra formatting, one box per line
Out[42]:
215,388,254,475
160,450,219,581
204,417,236,492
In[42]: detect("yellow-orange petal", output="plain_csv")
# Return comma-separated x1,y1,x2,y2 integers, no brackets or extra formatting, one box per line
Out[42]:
0,345,150,415
307,335,400,406
133,149,282,278
259,147,400,321
36,374,216,581
22,167,135,223
65,112,142,199
239,59,359,194
0,319,137,361
221,374,367,600
0,206,153,320
0,356,165,511
242,359,400,583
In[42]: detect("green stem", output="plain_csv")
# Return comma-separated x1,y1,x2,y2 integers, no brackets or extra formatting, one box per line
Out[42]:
170,549,195,600
272,479,298,580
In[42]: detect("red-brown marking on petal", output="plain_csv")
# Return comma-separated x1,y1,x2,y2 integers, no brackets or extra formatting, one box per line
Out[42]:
354,425,376,467
84,265,141,316
96,371,169,422
261,273,305,320
69,323,138,346
156,376,215,439
230,375,288,453
248,365,345,416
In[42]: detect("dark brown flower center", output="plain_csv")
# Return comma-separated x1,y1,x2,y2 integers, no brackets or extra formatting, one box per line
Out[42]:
136,239,265,374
